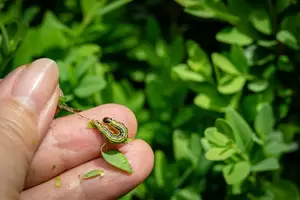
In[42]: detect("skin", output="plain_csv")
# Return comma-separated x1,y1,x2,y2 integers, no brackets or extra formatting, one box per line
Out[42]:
0,59,154,200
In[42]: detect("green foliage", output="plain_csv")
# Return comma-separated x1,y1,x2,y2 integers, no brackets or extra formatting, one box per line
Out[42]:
1,0,300,199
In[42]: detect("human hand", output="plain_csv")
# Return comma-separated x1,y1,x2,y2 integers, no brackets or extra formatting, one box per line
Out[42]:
0,58,154,200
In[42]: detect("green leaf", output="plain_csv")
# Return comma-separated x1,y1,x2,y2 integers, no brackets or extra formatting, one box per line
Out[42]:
127,91,145,113
249,9,272,35
218,75,246,94
205,147,235,161
98,0,132,17
13,11,71,66
172,64,206,82
83,169,105,179
154,150,167,187
172,107,194,128
276,30,299,49
172,187,202,200
174,0,199,8
169,36,185,66
110,81,128,106
101,149,132,174
156,39,169,63
201,138,212,152
257,40,278,48
215,119,234,139
80,0,100,18
194,92,229,112
264,141,298,156
280,13,300,37
186,40,212,76
204,127,230,147
146,16,161,44
184,1,240,24
226,108,254,152
66,44,101,64
173,130,190,161
279,123,300,143
212,53,240,75
247,80,269,92
267,180,300,200
189,133,202,166
205,0,240,24
23,6,40,23
222,161,251,185
230,45,248,73
228,0,252,20
251,158,279,172
76,56,98,79
254,103,274,141
277,55,293,72
74,75,107,98
216,27,253,46
244,45,275,67
184,5,215,19
276,0,295,13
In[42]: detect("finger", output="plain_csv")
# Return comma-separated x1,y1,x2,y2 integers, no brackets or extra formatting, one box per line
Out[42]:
21,139,154,200
25,103,138,188
0,65,26,100
38,85,61,142
0,59,59,198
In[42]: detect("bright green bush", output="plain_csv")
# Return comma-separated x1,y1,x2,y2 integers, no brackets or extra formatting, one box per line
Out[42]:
1,0,300,199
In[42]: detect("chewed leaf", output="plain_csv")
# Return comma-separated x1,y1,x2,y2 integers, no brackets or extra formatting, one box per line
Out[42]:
83,169,105,179
101,149,132,174
55,176,62,188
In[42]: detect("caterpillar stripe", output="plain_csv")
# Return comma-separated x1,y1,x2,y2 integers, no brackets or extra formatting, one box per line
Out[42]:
91,117,128,144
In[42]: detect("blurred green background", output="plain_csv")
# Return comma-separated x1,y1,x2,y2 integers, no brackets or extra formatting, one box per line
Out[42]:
1,0,300,199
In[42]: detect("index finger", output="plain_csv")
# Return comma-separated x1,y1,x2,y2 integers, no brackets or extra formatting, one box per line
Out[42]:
25,103,138,189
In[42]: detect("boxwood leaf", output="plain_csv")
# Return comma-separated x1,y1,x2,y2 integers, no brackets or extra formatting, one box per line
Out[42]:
204,127,230,147
251,158,279,172
217,75,246,94
254,103,274,141
249,9,272,35
212,53,240,75
226,108,254,152
222,161,251,185
205,147,235,161
216,27,253,46
276,30,299,50
215,119,234,139
186,40,212,76
74,75,107,98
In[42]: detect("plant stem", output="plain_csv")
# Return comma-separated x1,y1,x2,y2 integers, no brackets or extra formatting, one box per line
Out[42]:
175,167,193,189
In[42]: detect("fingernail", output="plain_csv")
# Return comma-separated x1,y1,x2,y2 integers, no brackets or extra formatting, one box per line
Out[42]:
11,58,59,113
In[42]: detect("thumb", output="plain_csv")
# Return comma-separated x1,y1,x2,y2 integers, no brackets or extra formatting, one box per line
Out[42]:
0,58,59,199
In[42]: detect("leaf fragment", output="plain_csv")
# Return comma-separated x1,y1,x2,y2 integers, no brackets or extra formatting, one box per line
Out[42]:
101,149,132,174
83,169,105,179
55,176,62,188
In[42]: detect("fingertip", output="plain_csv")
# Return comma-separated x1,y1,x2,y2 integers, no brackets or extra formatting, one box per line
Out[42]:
120,139,154,181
